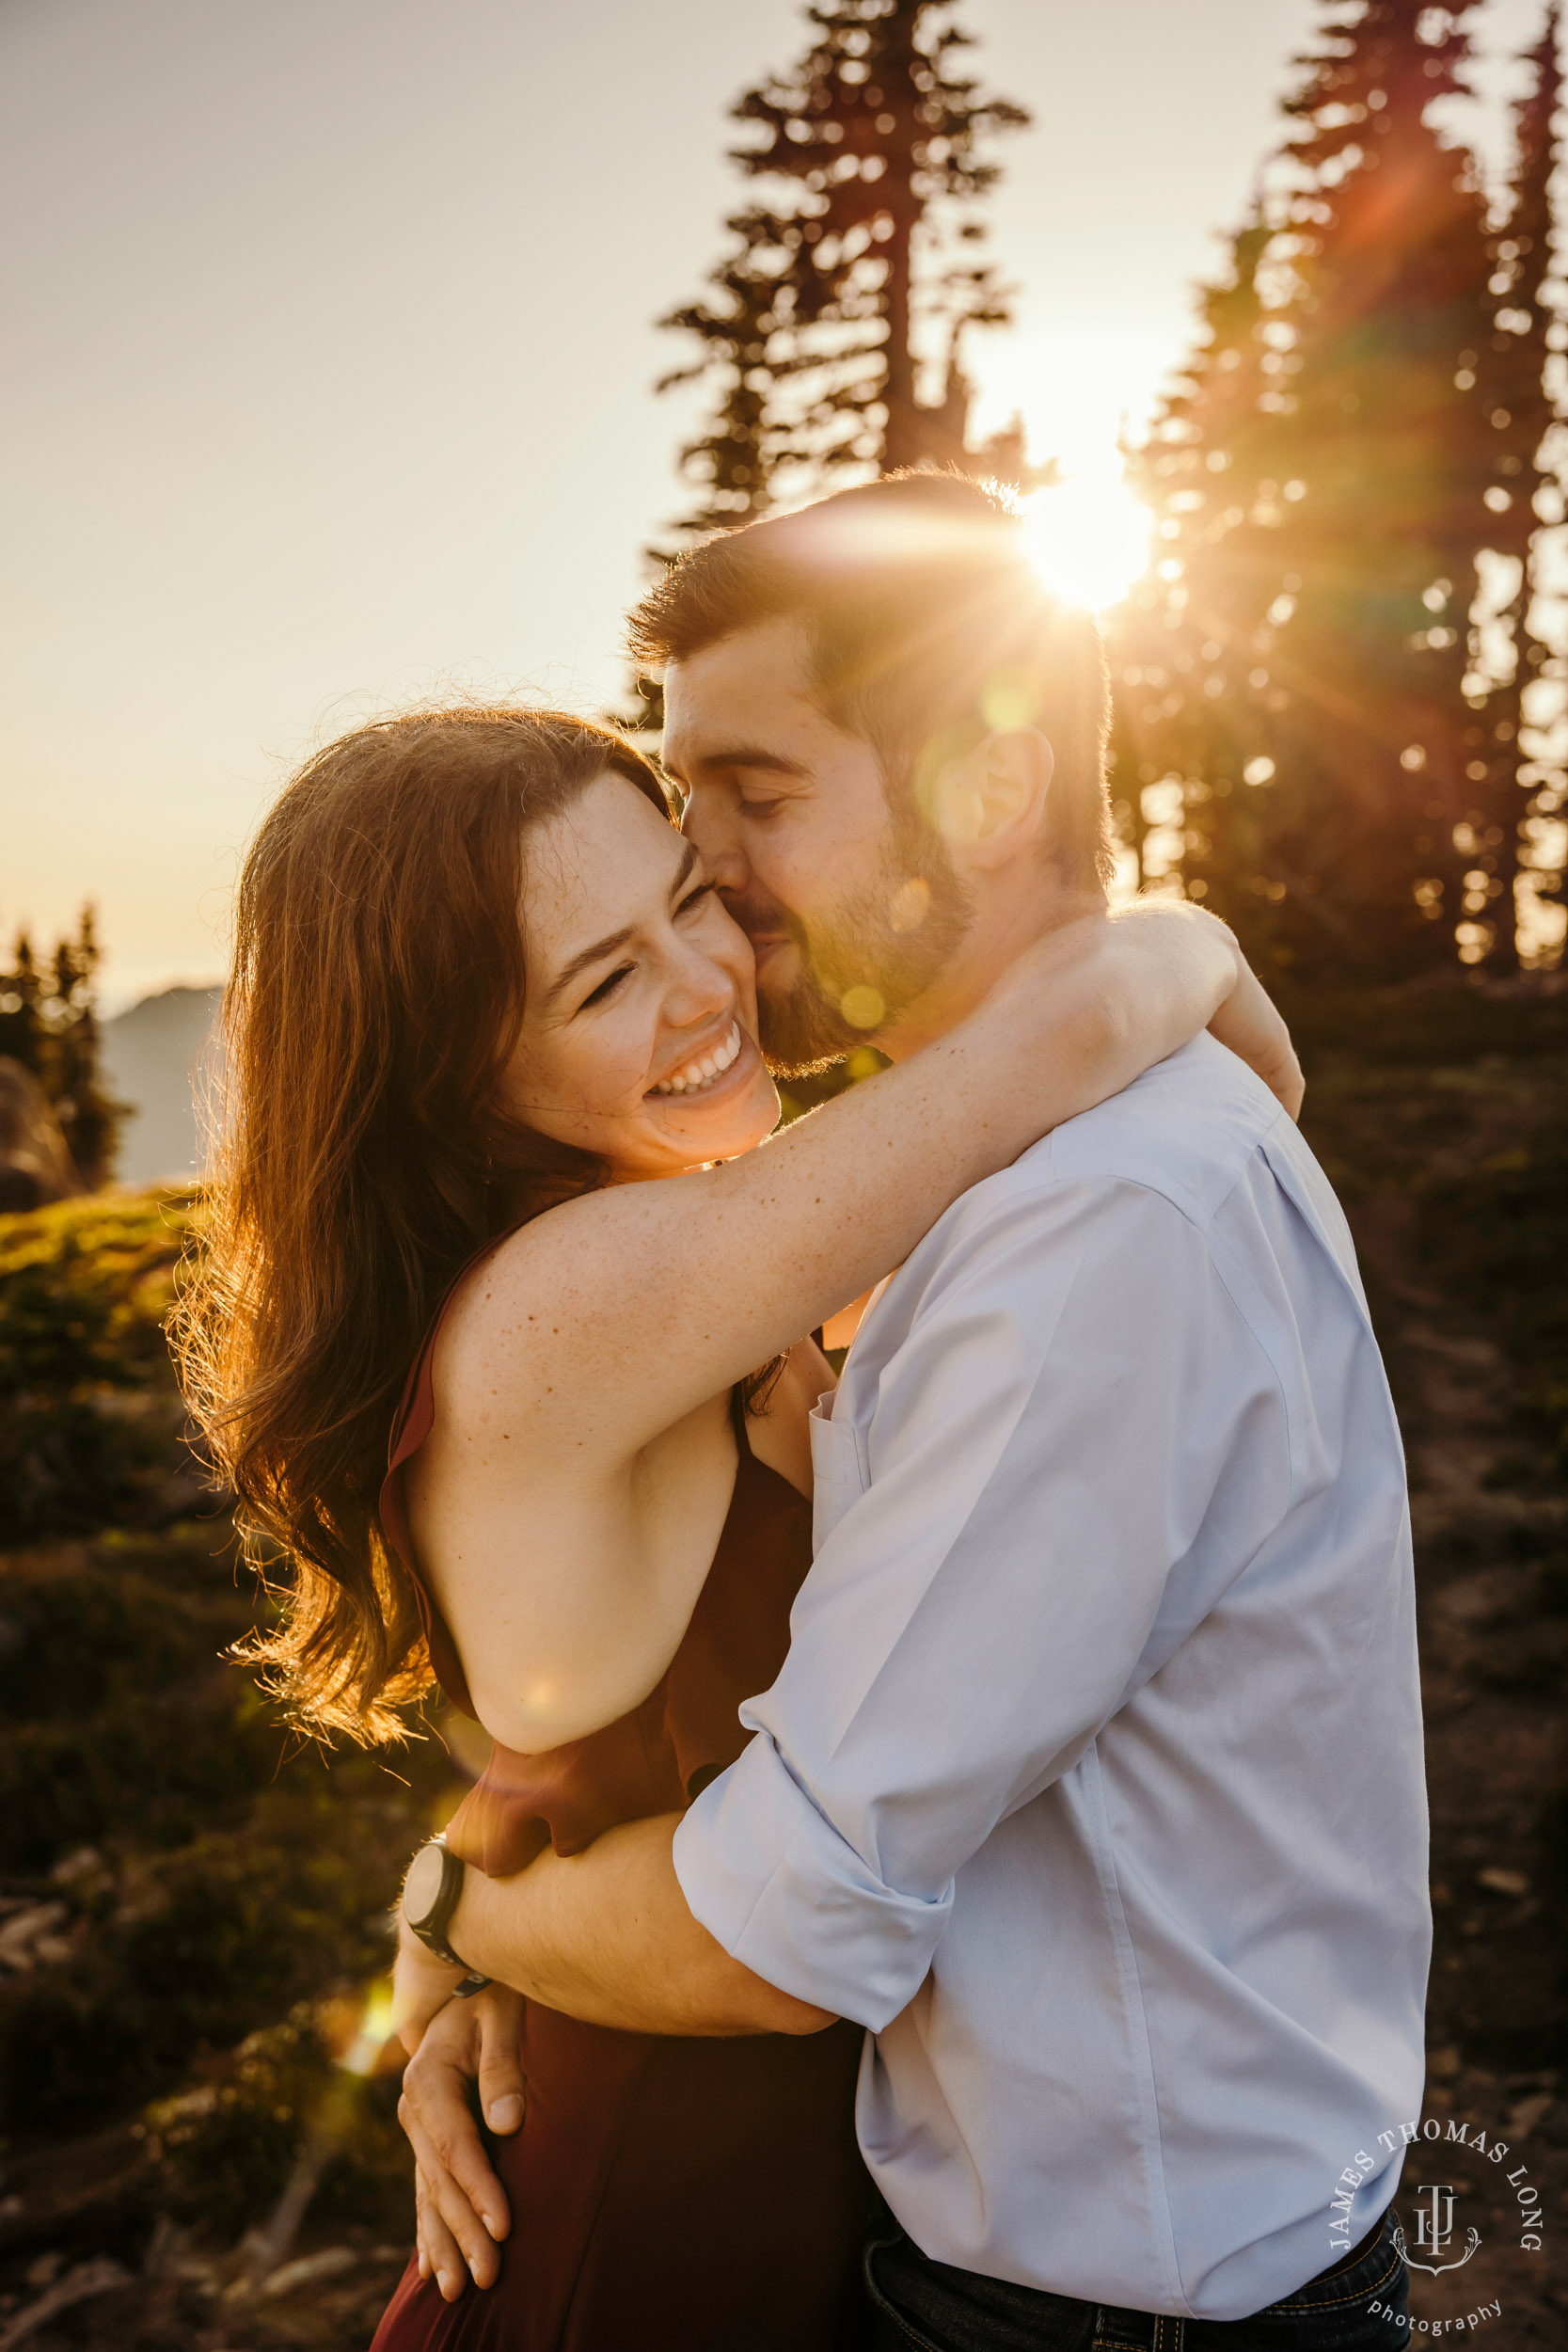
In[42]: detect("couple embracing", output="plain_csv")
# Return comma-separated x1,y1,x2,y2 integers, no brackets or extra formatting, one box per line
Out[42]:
187,473,1430,2351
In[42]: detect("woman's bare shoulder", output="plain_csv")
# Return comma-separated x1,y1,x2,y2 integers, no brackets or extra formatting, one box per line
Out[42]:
426,1214,586,1412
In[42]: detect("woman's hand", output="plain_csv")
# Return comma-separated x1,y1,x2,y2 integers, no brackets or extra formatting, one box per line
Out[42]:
991,898,1303,1120
392,1915,469,2056
399,1985,528,2300
1105,898,1303,1116
1205,943,1304,1118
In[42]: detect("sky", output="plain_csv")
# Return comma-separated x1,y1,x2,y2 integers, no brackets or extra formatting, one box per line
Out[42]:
0,0,1555,1007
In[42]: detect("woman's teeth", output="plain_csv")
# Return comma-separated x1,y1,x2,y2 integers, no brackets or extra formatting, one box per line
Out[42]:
651,1020,742,1097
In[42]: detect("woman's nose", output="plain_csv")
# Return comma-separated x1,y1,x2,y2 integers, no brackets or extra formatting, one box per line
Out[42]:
663,943,734,1030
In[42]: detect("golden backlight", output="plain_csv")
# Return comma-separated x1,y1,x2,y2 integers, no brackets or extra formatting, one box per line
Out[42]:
1021,466,1153,614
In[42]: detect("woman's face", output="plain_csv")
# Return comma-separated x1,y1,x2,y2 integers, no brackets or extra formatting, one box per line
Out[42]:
502,771,781,1178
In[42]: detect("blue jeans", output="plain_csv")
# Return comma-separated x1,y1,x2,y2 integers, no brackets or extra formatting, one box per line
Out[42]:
863,2209,1409,2351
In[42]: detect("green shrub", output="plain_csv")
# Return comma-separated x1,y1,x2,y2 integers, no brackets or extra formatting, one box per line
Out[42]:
0,1786,414,2128
147,2004,411,2237
0,1189,202,1542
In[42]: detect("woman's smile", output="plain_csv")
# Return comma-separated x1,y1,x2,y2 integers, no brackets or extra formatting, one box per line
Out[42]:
648,1017,745,1099
504,774,782,1175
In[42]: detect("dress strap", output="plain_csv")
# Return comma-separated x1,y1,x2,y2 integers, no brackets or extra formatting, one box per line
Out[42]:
728,1382,753,1458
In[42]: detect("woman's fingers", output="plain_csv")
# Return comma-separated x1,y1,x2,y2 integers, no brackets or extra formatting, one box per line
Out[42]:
414,2167,476,2302
1207,960,1305,1118
399,1994,515,2242
403,2097,505,2291
475,1985,529,2137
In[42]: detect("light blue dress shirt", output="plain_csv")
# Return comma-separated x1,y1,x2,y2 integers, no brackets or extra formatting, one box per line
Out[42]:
673,1036,1430,2323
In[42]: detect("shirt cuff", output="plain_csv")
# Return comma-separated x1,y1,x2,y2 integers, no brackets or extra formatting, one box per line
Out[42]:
671,1730,952,2032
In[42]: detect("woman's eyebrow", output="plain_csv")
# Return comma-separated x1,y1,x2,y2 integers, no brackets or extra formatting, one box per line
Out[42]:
543,844,701,1009
545,924,634,1008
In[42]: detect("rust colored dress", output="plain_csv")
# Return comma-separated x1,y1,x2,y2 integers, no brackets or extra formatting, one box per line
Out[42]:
369,1316,870,2352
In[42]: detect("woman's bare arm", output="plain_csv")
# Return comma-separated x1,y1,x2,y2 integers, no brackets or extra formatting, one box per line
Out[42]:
440,905,1292,1464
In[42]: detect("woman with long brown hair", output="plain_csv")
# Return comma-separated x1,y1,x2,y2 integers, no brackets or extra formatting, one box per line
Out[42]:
180,705,1295,2351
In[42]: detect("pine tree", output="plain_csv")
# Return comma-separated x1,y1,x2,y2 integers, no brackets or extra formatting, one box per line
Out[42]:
657,223,800,536
1262,0,1499,975
1116,0,1513,982
1468,2,1565,970
0,933,45,1079
1111,215,1283,932
659,0,1031,539
0,908,125,1188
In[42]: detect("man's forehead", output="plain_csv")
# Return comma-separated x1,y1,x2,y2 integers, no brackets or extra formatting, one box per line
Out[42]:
661,617,826,768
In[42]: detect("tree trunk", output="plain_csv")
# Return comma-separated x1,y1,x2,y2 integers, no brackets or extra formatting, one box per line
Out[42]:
879,195,920,472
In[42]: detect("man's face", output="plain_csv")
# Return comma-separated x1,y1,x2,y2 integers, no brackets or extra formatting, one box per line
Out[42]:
662,617,972,1073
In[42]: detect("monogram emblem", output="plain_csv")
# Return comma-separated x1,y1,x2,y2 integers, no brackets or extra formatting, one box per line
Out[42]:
1394,2185,1481,2278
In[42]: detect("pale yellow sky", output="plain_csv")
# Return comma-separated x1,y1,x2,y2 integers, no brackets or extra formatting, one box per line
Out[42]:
0,0,1548,1006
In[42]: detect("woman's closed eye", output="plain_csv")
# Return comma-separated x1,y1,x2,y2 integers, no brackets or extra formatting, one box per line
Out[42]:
578,962,633,1010
575,887,713,1010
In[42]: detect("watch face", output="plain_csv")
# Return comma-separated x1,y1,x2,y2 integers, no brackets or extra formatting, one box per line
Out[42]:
404,1840,446,1929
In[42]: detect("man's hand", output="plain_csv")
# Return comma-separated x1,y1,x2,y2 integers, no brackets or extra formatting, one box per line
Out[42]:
398,1984,527,2301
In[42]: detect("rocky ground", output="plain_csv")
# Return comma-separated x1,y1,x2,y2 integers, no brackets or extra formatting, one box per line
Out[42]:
0,981,1564,2349
1292,980,1568,2343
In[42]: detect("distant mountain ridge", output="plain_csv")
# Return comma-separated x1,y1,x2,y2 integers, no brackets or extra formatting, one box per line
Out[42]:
102,985,223,1186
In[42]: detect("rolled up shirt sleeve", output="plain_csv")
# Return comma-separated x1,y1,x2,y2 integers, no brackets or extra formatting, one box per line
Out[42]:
673,1171,1281,2029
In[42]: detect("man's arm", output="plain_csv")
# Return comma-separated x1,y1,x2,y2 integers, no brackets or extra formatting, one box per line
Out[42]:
400,1166,1276,2278
673,1168,1286,2026
430,1169,1275,2044
427,1171,1271,2043
445,1812,836,2037
393,1818,834,2303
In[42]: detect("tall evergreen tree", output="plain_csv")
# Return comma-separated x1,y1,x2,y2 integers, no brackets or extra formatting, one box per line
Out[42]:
0,934,45,1078
1262,0,1498,975
659,0,1031,539
1108,215,1282,930
1117,0,1517,982
1468,2,1565,969
0,908,124,1188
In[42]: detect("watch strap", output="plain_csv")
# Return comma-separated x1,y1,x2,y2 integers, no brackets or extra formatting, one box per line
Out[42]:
405,1836,489,1992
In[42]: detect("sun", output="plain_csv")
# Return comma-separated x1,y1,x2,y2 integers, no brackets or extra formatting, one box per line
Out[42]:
1020,467,1153,614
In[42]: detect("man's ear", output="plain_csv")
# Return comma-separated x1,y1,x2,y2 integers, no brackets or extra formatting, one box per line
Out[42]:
929,729,1055,866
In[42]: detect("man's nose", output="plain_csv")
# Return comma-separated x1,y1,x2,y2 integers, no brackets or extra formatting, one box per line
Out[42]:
682,789,748,896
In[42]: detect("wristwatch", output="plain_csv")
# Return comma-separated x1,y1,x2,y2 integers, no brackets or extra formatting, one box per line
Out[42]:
402,1836,491,1998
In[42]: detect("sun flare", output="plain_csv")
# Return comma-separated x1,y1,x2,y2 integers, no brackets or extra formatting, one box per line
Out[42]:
1021,469,1153,614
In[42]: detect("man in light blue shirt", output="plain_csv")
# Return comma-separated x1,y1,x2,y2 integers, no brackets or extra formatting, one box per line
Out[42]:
398,476,1429,2347
677,1033,1428,2328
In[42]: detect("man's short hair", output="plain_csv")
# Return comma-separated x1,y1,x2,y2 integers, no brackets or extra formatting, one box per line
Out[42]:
628,471,1115,890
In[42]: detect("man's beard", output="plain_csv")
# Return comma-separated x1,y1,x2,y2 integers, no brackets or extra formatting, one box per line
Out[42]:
739,807,974,1077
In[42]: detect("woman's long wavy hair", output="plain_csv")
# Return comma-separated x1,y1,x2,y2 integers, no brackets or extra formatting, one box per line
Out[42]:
175,708,673,1743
